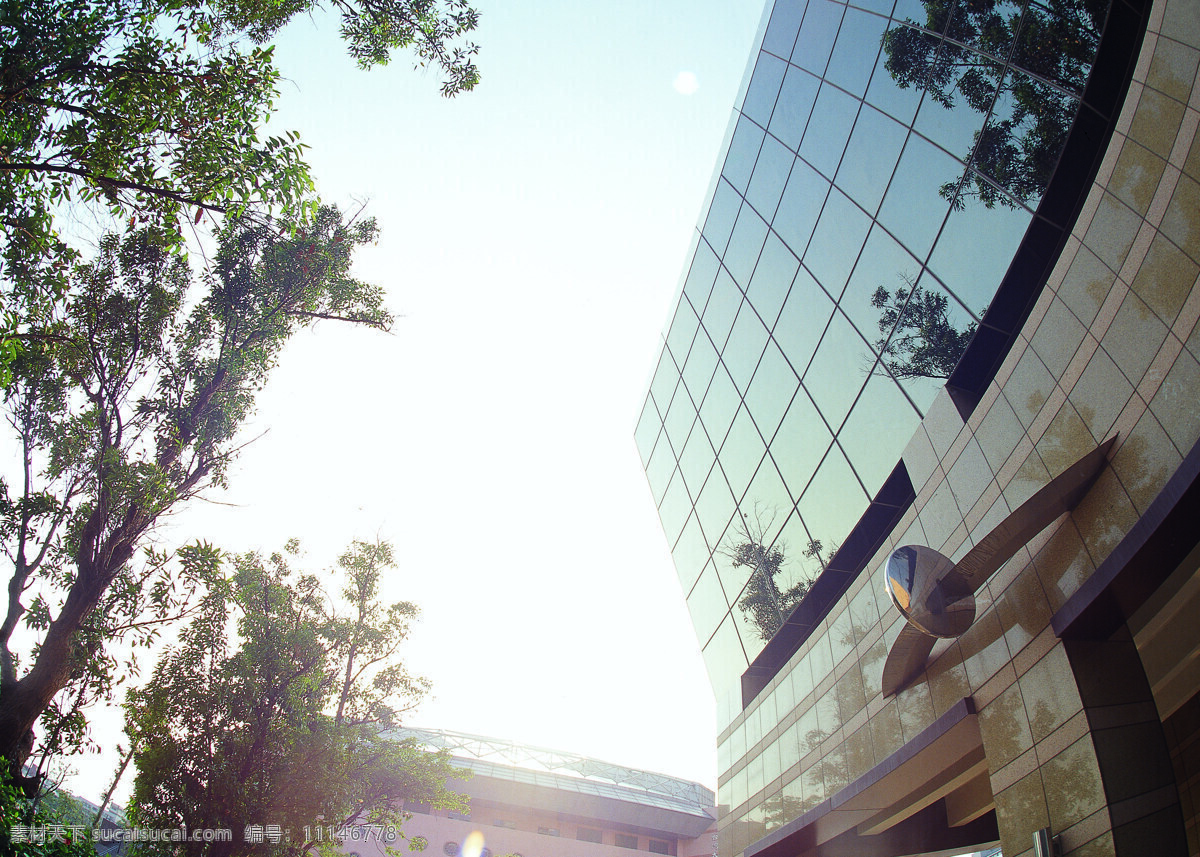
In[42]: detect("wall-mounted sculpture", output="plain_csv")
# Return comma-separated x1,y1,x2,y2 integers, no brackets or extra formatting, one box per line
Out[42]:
881,436,1117,696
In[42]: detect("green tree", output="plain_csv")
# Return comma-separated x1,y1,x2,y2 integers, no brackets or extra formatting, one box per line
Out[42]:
0,0,480,376
126,540,464,857
880,0,1107,209
871,280,976,380
0,205,391,786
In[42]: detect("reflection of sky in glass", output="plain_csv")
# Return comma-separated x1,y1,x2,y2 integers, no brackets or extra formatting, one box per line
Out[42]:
641,0,1112,728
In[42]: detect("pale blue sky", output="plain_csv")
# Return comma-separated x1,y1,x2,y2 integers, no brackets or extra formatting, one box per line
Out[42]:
63,0,768,801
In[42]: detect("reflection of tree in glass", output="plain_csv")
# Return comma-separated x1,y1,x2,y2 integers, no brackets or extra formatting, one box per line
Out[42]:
872,278,976,380
725,509,833,641
882,0,1108,209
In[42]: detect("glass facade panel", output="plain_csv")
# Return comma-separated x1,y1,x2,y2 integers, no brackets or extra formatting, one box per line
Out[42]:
724,117,767,194
747,135,795,221
674,514,711,592
704,269,744,351
726,205,771,289
743,53,788,127
930,198,1033,314
773,158,830,256
774,267,836,376
877,135,959,259
769,65,821,151
747,232,800,330
688,562,731,643
684,240,721,312
825,8,889,97
682,326,719,405
841,225,922,339
745,340,800,443
799,83,860,178
798,443,868,553
772,389,832,497
680,418,717,498
659,467,694,543
792,0,845,76
763,0,809,59
802,311,869,432
804,189,870,300
835,105,908,214
724,305,770,395
696,466,737,552
704,179,742,255
634,403,659,468
719,405,768,502
666,298,701,368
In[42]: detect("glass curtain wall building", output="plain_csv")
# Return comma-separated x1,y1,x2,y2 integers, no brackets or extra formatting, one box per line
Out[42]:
637,0,1200,851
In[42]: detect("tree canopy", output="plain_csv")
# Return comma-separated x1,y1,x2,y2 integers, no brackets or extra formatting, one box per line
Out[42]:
0,205,391,784
871,280,976,381
126,540,464,857
881,0,1108,209
0,0,480,378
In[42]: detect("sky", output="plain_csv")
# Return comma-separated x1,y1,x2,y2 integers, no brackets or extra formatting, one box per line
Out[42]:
52,0,768,804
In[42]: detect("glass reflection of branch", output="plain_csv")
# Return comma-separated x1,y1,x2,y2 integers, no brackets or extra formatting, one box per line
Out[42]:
882,0,1109,209
872,277,976,380
724,507,832,641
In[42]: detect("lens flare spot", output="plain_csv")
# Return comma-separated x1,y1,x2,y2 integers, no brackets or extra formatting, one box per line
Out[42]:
673,71,699,95
462,831,486,857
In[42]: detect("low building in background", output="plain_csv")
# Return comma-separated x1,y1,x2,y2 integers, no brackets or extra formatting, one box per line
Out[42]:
344,729,716,857
636,0,1200,853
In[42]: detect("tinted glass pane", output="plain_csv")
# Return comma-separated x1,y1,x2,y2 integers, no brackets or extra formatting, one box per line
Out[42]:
664,382,698,448
793,0,845,75
688,563,731,643
682,326,719,404
744,53,789,127
804,189,870,300
747,134,795,220
864,47,924,124
724,304,771,394
680,419,717,498
826,8,889,97
841,225,922,340
797,443,868,549
703,268,744,350
835,105,908,214
1011,0,1104,94
700,364,741,450
929,197,1032,316
704,179,742,255
769,65,821,151
838,372,920,495
649,352,679,419
773,158,830,257
647,441,675,504
877,135,959,259
675,514,713,592
912,50,998,157
799,83,860,179
764,0,810,58
665,297,700,367
975,69,1077,209
948,0,1024,56
696,464,738,551
775,266,835,376
747,232,800,330
724,116,767,194
803,310,870,432
635,398,660,468
725,204,770,288
772,388,833,496
719,404,768,502
742,456,795,542
702,616,750,698
746,339,800,442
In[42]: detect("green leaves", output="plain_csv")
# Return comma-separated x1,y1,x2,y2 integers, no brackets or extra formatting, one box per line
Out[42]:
127,540,465,857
